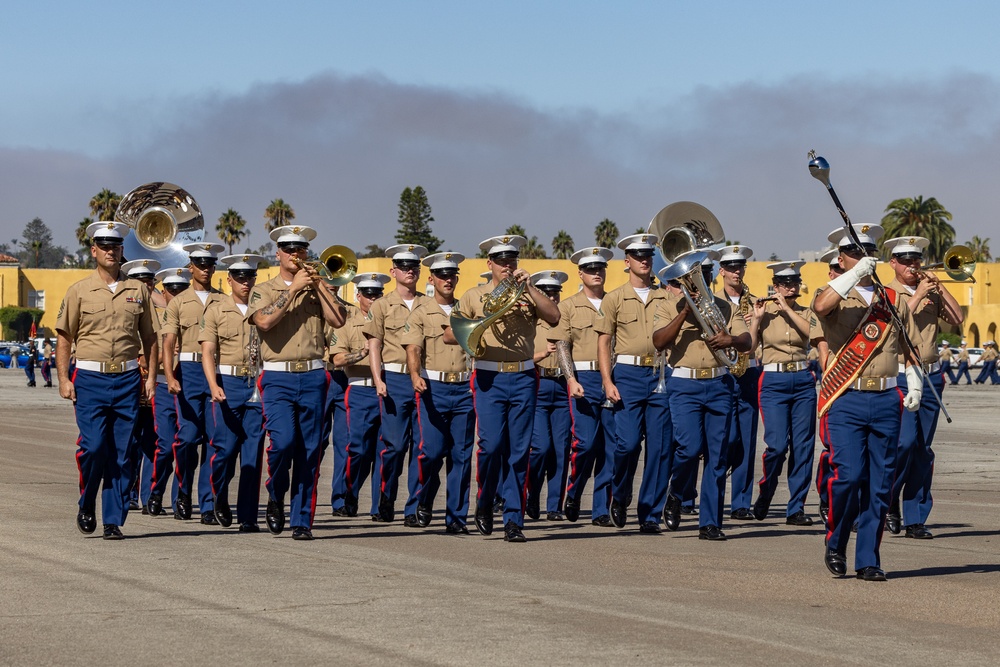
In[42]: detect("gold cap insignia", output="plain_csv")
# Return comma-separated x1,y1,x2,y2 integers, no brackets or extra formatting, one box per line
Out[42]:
861,225,870,234
142,260,149,266
106,222,114,229
408,245,414,251
175,269,183,275
908,238,916,244
734,246,741,253
292,227,301,234
203,244,211,251
502,236,510,244
445,253,452,260
550,271,556,278
370,273,377,280
242,255,249,261
592,248,599,254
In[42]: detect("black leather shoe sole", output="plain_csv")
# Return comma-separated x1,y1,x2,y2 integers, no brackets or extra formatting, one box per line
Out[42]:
200,511,219,526
503,521,527,543
102,524,124,540
905,524,934,539
266,499,285,535
238,523,261,533
215,496,233,528
825,548,847,576
403,514,419,528
610,499,627,528
445,522,470,534
639,521,663,534
416,505,433,527
77,511,97,535
730,508,755,521
474,505,493,536
663,495,681,532
786,512,814,526
698,526,727,541
147,494,163,517
886,511,902,535
856,566,887,581
292,527,314,541
564,497,580,522
591,515,614,527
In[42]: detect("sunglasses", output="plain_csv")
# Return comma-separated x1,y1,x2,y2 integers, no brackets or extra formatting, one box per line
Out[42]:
393,263,420,272
359,289,383,299
95,242,122,251
842,244,876,258
230,272,257,281
580,264,607,274
191,259,217,268
431,271,458,280
719,262,746,271
164,284,188,293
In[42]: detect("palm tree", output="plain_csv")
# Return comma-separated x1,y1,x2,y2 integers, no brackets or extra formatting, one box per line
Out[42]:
966,235,992,262
75,217,95,267
551,230,574,259
880,196,955,263
216,208,247,254
504,225,547,259
594,218,620,249
88,189,121,221
264,199,295,233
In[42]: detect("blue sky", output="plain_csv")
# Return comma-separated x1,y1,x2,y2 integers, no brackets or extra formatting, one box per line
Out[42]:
2,2,999,259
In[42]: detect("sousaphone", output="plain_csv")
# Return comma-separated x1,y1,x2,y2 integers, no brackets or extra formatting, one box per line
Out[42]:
115,182,205,268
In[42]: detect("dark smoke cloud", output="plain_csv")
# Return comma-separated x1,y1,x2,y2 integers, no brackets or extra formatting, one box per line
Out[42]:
2,70,998,260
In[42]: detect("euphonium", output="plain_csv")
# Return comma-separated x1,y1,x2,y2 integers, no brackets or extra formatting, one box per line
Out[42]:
731,286,753,377
450,277,526,357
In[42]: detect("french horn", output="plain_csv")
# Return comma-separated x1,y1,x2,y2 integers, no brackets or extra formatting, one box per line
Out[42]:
450,277,526,357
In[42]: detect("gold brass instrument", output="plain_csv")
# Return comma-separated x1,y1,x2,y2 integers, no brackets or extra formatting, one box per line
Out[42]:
731,287,753,377
115,182,204,269
450,277,527,357
651,202,738,369
915,244,977,283
293,244,358,286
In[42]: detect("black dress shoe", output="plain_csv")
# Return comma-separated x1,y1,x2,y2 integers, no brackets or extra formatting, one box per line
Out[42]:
591,514,614,527
344,494,359,517
905,524,933,539
175,492,192,520
492,497,505,515
291,527,314,541
564,496,580,522
266,498,285,535
141,507,149,515
474,504,493,536
147,493,163,517
238,523,261,533
128,499,141,511
77,510,97,535
503,521,527,542
824,548,847,576
102,524,124,540
445,522,470,534
200,511,219,526
856,566,887,581
679,505,697,516
639,521,663,534
546,512,565,522
663,495,681,532
730,508,755,521
819,500,829,525
403,514,419,528
526,500,541,521
331,506,351,517
416,504,433,527
886,504,902,534
752,494,772,521
378,494,395,523
698,525,727,541
786,511,814,526
214,495,233,528
610,498,627,528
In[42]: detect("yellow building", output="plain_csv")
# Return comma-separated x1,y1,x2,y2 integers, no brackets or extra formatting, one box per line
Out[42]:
3,259,999,346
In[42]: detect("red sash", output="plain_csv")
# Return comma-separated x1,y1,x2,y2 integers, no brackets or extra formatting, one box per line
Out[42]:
817,287,897,417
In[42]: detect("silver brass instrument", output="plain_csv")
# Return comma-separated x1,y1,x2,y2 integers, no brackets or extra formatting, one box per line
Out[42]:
652,351,669,393
731,287,754,377
294,244,358,286
115,182,204,269
247,325,262,404
649,202,737,368
450,277,526,357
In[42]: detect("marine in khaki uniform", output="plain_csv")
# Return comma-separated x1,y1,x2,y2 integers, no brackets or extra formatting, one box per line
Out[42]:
248,225,347,540
199,254,267,533
883,236,964,539
400,252,475,533
938,341,956,384
952,341,972,384
331,272,389,519
654,249,751,541
451,234,560,542
526,270,571,522
364,244,430,524
813,247,844,523
595,234,672,534
749,261,818,526
56,221,159,539
160,242,228,524
813,224,922,581
551,246,617,526
324,286,358,516
976,341,1000,383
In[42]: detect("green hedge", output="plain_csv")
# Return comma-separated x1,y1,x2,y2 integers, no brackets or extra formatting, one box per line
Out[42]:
0,306,44,341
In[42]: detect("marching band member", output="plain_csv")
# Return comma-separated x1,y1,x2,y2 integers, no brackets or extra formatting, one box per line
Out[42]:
56,221,159,539
452,235,560,542
813,247,843,525
248,225,347,540
332,273,389,519
596,234,672,534
364,244,431,525
938,341,956,384
714,245,760,521
401,252,475,533
147,268,191,516
553,247,617,526
655,251,751,541
161,242,228,524
750,261,817,526
952,341,972,385
527,270,571,521
200,254,267,532
883,236,963,539
974,340,999,384
813,224,922,581
324,284,357,516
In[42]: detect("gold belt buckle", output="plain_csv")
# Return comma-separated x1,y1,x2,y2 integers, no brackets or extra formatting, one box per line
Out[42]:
238,366,250,376
640,355,654,366
442,372,456,383
860,377,879,390
695,368,713,380
784,362,796,373
107,362,120,373
501,362,519,373
292,361,305,372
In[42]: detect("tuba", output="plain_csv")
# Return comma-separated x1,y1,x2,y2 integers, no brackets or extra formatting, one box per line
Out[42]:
651,202,738,369
115,182,204,269
450,277,526,357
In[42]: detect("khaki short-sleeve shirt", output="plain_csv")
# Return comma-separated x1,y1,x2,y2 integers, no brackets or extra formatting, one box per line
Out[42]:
656,293,749,368
549,291,603,362
593,284,666,357
757,301,813,364
330,307,372,379
246,276,326,362
55,271,159,363
400,301,467,373
363,291,429,366
887,279,947,365
199,298,253,366
534,321,559,369
162,288,227,353
457,283,538,362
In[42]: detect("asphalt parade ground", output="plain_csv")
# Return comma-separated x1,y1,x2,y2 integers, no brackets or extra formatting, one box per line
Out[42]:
1,370,998,666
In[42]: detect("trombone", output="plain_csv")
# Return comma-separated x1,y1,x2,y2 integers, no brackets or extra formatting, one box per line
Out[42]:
914,244,977,283
293,244,358,286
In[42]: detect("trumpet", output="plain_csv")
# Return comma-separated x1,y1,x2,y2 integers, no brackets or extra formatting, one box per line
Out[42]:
293,245,358,286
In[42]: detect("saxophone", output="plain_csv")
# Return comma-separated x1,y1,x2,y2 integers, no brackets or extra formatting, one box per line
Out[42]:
731,286,753,377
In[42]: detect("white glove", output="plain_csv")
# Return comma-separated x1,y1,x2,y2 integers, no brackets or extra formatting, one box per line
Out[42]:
903,364,924,412
828,256,878,298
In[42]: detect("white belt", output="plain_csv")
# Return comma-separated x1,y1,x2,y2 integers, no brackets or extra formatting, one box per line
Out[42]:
178,352,202,362
763,361,810,373
898,362,942,374
76,359,139,374
262,359,325,373
475,359,535,373
156,373,167,385
850,376,897,392
423,370,471,383
218,364,254,377
671,366,729,380
574,361,599,371
382,362,408,374
348,377,376,387
616,354,658,367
